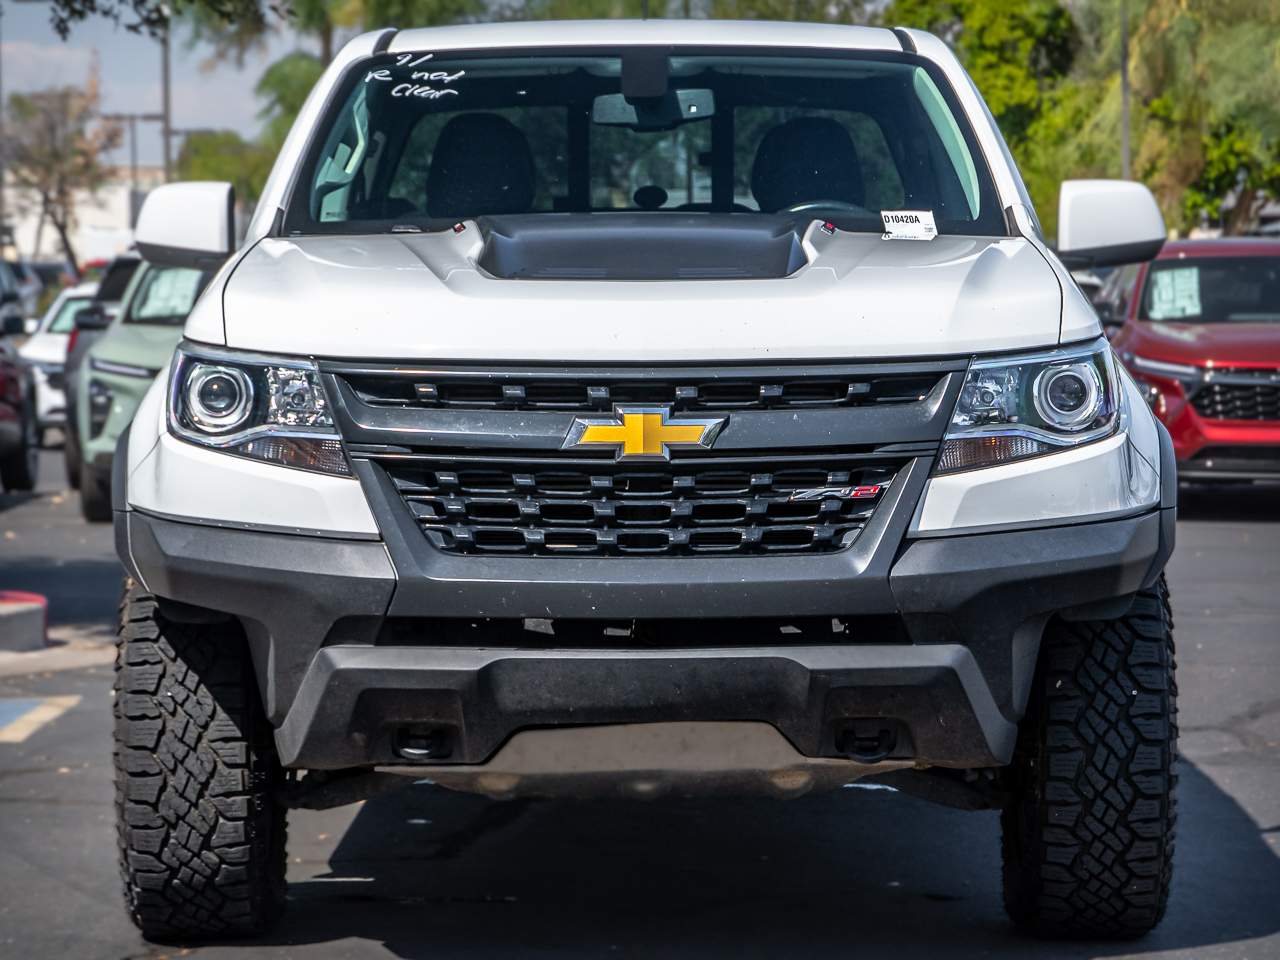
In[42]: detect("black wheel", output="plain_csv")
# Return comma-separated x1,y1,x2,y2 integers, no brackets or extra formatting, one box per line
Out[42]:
1002,577,1177,938
80,460,112,522
0,399,39,492
64,422,82,489
114,582,288,941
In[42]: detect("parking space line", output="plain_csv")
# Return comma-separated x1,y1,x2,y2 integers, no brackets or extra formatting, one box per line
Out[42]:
0,696,82,743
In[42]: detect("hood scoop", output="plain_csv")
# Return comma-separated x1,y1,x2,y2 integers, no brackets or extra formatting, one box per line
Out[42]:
475,213,809,281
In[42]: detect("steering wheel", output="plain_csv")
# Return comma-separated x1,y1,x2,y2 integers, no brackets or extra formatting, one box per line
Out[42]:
783,199,868,215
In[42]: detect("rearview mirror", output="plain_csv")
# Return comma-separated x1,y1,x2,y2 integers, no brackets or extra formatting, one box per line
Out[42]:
135,181,235,270
74,305,111,331
1057,180,1165,270
592,89,715,131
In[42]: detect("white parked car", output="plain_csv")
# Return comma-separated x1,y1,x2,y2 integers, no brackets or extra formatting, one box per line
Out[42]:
112,20,1178,943
17,281,98,445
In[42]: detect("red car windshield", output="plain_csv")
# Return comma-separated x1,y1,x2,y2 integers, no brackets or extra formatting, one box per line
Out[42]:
1141,256,1280,324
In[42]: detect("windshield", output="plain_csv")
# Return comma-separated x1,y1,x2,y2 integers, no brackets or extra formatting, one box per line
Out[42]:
46,295,92,334
124,266,209,326
285,48,1005,238
95,258,140,304
1142,256,1280,324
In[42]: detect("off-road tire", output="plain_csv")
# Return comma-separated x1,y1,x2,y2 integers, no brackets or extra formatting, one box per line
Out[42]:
114,582,288,941
1001,576,1177,939
80,461,112,522
0,399,38,492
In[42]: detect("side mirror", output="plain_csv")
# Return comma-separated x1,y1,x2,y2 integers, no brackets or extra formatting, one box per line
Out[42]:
1058,180,1165,270
1,314,23,336
24,317,39,335
135,181,235,270
74,305,112,331
1099,306,1124,335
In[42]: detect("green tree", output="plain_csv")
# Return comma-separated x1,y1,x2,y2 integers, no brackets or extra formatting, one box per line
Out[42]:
1126,0,1280,232
884,0,1078,145
254,51,327,153
47,0,263,38
1183,122,1280,235
176,130,274,205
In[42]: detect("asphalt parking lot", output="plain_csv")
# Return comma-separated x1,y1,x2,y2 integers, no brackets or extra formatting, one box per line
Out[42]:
1,446,1278,960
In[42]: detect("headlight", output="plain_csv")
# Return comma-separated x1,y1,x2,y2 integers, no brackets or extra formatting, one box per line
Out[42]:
185,365,254,433
90,356,157,379
938,338,1119,474
1127,355,1200,381
168,345,351,476
88,379,113,439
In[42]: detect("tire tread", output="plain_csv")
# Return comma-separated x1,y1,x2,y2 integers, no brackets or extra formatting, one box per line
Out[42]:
113,580,287,941
1002,577,1177,938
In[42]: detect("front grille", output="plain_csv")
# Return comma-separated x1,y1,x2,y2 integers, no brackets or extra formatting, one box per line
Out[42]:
345,370,940,413
376,453,899,556
1191,373,1280,421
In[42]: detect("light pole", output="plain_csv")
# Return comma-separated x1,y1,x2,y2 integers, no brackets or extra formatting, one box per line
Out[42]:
102,112,163,226
161,21,173,181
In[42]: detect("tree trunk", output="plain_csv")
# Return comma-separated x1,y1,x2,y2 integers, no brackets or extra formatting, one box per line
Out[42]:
32,209,46,260
49,211,79,279
320,18,334,66
1224,187,1258,236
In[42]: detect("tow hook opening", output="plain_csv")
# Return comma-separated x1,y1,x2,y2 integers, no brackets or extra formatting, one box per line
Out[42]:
395,725,454,762
834,719,902,762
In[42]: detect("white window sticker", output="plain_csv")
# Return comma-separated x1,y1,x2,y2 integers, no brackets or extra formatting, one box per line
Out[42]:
1148,267,1201,320
881,210,938,241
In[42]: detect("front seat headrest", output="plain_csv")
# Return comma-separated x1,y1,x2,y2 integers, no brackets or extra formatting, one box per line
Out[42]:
426,113,536,219
750,117,865,213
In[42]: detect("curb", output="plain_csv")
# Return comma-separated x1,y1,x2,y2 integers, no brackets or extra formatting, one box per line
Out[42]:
0,591,48,652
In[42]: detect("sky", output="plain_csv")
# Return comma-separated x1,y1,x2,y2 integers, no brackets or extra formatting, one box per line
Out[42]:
1,3,314,168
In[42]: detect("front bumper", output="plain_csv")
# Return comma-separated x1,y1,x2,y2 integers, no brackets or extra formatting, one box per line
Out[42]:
118,503,1173,772
1154,389,1280,479
117,355,1176,779
79,366,157,467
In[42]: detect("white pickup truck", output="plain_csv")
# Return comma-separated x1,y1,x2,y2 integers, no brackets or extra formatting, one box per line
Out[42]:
112,19,1177,942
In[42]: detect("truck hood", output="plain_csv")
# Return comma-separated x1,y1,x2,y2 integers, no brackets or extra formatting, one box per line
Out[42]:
90,322,185,372
18,332,68,365
219,222,1066,362
1124,319,1280,368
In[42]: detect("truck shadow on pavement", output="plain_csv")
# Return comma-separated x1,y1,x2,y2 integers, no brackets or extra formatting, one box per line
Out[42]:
250,760,1278,958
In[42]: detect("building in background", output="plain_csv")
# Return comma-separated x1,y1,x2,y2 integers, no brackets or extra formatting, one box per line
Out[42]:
3,164,163,266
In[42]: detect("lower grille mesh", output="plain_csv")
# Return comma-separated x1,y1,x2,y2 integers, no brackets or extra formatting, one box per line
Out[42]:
375,455,899,556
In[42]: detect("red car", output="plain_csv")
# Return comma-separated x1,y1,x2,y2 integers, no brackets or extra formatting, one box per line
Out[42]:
1101,238,1280,480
